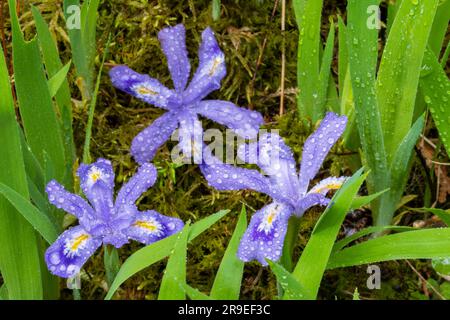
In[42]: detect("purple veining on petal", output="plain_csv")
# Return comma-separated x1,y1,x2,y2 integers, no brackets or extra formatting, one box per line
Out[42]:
237,202,293,266
125,210,184,245
45,225,102,278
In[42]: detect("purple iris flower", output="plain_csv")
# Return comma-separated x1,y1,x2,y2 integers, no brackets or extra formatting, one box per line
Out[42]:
44,158,184,278
109,24,263,164
202,112,349,265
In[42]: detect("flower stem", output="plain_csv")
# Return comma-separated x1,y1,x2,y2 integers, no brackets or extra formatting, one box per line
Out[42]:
104,245,120,288
277,216,301,298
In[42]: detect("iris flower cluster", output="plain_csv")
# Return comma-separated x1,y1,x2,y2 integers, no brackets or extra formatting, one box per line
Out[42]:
45,23,348,278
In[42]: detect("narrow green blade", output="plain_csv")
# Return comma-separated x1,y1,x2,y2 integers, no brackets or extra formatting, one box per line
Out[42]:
0,41,43,299
210,206,247,300
420,49,450,156
0,183,58,244
9,0,66,183
377,0,438,162
328,228,450,269
268,261,311,300
289,168,367,299
294,0,324,121
158,224,190,300
347,0,389,224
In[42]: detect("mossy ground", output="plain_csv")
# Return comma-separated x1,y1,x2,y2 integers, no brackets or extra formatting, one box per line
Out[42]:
2,0,449,299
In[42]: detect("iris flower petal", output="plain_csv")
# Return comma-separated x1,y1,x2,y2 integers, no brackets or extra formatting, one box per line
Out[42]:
109,65,177,110
298,112,347,194
201,159,273,197
45,226,102,278
238,202,293,266
125,210,184,245
195,100,263,138
238,133,299,204
46,180,95,224
131,111,180,164
78,159,115,219
116,163,158,206
183,27,226,104
295,193,330,217
307,176,349,196
158,24,191,92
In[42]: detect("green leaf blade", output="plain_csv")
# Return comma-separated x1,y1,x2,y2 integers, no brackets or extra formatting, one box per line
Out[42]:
210,206,247,300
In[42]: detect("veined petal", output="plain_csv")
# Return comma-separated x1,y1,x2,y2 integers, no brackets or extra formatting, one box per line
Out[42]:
295,193,330,217
307,176,349,196
78,158,115,197
46,180,95,224
237,202,293,266
298,112,347,195
77,159,115,220
45,226,102,278
109,65,178,110
200,159,273,197
125,210,184,245
183,27,226,104
238,133,299,204
116,163,158,206
130,111,179,164
195,100,263,138
158,24,191,92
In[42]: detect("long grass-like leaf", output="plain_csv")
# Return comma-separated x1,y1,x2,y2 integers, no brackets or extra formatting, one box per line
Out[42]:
377,0,438,162
32,6,75,181
377,115,425,226
428,0,450,56
210,206,247,300
82,34,110,163
0,183,58,244
420,49,450,156
268,261,311,300
347,0,389,225
288,168,367,299
328,228,450,269
332,226,414,252
9,0,66,183
158,224,190,300
294,0,324,121
47,61,72,98
0,41,43,299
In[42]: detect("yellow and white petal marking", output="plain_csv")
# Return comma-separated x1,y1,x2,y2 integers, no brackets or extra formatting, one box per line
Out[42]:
132,82,158,98
86,166,106,188
198,54,224,78
308,177,348,195
133,217,164,237
208,55,224,76
257,203,282,235
64,232,91,258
